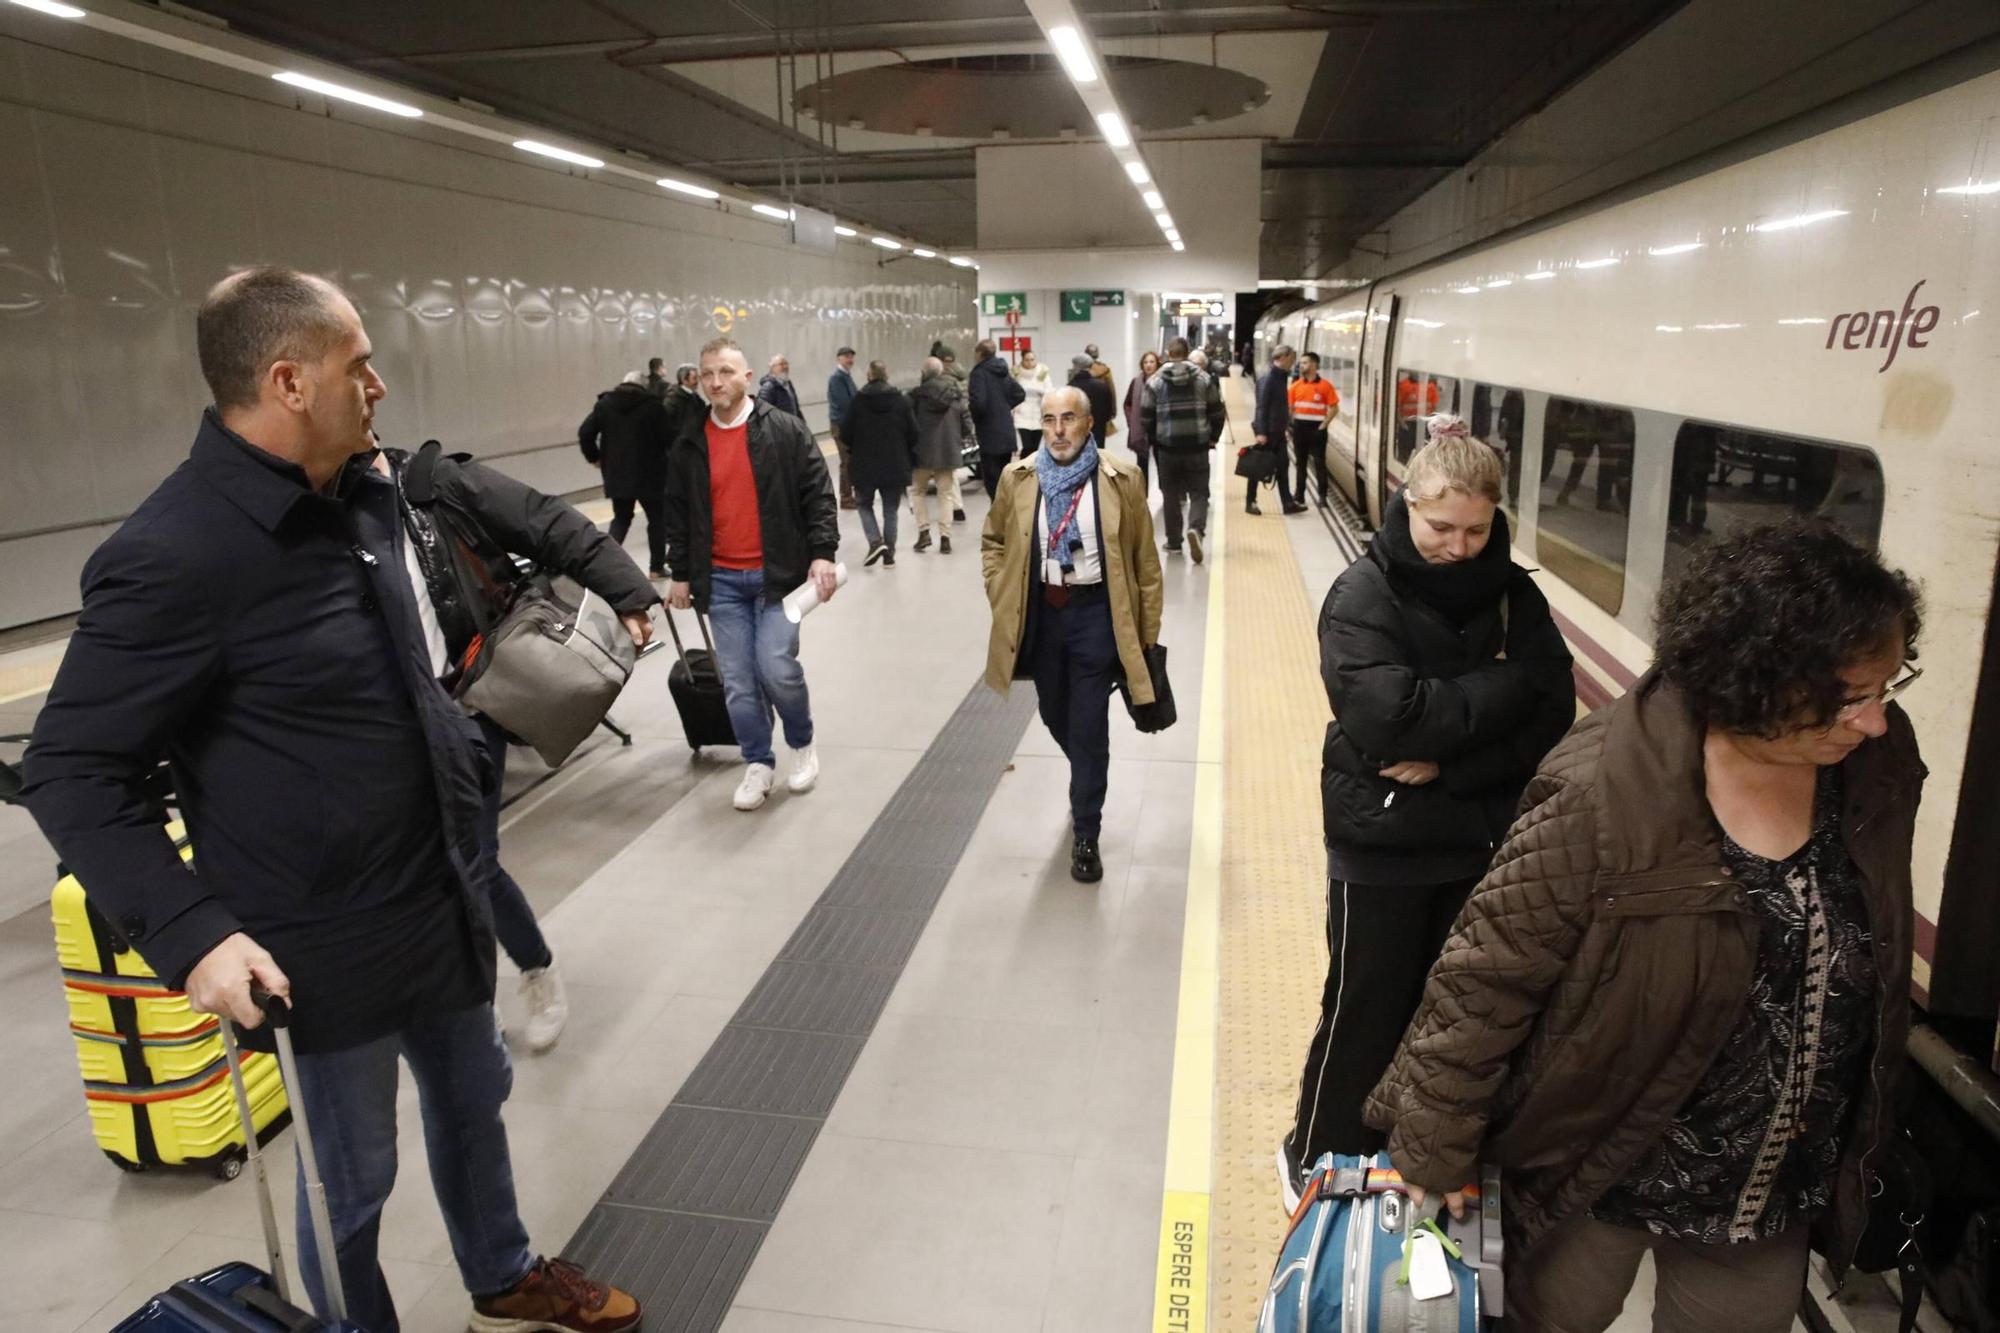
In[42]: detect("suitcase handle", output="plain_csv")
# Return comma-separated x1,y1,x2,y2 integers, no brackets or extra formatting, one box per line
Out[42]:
661,604,717,672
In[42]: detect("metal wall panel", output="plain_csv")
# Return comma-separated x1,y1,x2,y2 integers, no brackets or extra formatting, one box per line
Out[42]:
0,30,973,630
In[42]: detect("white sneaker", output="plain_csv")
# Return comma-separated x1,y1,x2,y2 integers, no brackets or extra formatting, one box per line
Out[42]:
787,743,820,794
734,763,777,810
520,963,568,1053
1275,1140,1304,1216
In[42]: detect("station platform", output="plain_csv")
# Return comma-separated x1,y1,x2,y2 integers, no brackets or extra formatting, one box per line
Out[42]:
0,384,1918,1333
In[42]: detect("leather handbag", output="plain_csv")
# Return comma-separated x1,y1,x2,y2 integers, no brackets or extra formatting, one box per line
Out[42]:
456,573,638,767
1234,445,1279,483
1120,642,1177,733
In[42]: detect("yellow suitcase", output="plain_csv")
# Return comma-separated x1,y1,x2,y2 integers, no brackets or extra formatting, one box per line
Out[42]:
51,821,289,1178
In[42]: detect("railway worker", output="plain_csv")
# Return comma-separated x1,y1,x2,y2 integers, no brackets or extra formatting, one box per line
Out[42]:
1277,414,1575,1206
1368,518,1925,1333
842,359,918,567
1142,337,1227,563
1249,344,1307,516
982,386,1163,884
21,267,643,1333
1287,351,1339,506
911,355,972,554
756,352,804,420
826,345,860,510
578,369,676,578
666,336,841,812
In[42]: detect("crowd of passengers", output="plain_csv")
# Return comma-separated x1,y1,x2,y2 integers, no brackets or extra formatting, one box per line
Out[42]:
14,265,1929,1333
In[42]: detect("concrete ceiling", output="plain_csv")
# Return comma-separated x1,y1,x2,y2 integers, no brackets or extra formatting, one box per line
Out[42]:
167,0,1779,278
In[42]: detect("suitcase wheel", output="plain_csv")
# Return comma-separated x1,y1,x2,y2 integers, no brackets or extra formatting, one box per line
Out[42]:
212,1151,244,1182
105,1151,147,1174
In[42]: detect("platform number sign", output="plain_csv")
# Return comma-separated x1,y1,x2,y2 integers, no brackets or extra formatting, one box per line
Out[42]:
1060,290,1092,322
980,291,1027,318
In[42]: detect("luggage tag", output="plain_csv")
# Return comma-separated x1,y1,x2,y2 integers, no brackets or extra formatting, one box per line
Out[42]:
1398,1218,1461,1302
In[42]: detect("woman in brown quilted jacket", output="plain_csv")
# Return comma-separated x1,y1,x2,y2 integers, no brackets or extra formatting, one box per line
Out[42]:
1366,518,1926,1333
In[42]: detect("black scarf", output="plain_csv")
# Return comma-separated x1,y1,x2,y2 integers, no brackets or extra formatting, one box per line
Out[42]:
1374,489,1515,625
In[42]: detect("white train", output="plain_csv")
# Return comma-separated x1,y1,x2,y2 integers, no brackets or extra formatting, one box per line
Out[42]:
1256,64,2000,1035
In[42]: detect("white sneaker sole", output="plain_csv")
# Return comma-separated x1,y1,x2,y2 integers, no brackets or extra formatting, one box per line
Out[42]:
787,773,817,794
1275,1142,1302,1216
1188,531,1205,565
733,787,770,811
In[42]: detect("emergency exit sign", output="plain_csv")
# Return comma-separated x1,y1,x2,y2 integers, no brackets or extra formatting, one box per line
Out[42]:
979,291,1026,317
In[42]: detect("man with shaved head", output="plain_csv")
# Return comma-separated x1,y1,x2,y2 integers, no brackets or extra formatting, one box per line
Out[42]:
22,267,642,1333
981,385,1164,883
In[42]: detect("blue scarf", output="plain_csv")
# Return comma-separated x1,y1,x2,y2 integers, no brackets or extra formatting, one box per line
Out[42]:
1036,438,1100,571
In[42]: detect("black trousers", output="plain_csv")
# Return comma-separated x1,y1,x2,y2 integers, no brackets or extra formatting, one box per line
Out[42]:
1292,423,1328,505
980,451,1010,501
1285,866,1477,1161
1029,586,1118,841
1018,428,1041,458
610,492,666,572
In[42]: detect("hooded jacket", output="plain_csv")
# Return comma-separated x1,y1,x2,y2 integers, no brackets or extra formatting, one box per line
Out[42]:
577,381,674,500
967,354,1026,455
1365,676,1923,1278
912,371,973,472
843,379,918,491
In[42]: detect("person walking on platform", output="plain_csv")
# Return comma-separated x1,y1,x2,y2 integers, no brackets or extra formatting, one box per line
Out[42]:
1367,519,1925,1333
372,440,658,1053
911,356,972,554
827,345,860,511
1123,349,1161,496
665,337,841,812
933,339,968,385
843,359,917,568
1069,355,1118,450
982,386,1163,884
969,338,1026,501
664,361,704,441
1013,348,1053,458
1278,416,1574,1209
1249,344,1306,516
1142,337,1227,563
1288,351,1338,506
578,369,675,577
20,267,642,1333
646,355,671,400
757,352,803,420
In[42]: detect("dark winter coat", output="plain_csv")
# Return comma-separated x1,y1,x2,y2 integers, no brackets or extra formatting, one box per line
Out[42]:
1253,364,1292,443
843,380,918,492
968,354,1026,456
756,373,804,421
1143,359,1227,451
911,372,972,472
662,399,839,611
1365,675,1923,1276
1070,368,1118,448
646,371,670,401
577,382,674,500
663,384,705,445
1319,495,1575,882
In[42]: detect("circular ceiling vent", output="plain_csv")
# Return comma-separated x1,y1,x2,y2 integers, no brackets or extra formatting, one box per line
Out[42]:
795,54,1269,139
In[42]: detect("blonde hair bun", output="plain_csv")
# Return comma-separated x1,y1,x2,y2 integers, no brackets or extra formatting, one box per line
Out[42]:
1406,415,1503,505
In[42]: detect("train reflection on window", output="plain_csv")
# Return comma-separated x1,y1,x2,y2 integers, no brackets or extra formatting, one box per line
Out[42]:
1537,397,1635,616
1470,384,1525,517
1664,422,1884,582
1393,369,1453,463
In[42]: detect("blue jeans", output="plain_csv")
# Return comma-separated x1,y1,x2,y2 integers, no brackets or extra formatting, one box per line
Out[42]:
855,484,903,553
290,1003,535,1333
476,715,552,973
707,566,814,768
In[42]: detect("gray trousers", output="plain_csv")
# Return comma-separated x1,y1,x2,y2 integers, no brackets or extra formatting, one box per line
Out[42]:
1154,450,1212,547
1510,1214,1809,1333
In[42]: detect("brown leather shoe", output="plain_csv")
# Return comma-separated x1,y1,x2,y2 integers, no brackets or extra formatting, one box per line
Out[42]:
469,1258,642,1332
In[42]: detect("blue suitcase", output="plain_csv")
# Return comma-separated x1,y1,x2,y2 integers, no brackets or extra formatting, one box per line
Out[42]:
1259,1152,1501,1333
112,993,367,1332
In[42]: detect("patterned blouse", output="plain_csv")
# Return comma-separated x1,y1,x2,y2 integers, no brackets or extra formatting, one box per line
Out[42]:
1592,767,1878,1243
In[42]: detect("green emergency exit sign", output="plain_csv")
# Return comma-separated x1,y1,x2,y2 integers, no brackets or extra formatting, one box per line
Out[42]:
980,291,1027,317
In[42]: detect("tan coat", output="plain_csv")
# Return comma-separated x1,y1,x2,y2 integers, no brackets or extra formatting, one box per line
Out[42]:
981,454,1163,702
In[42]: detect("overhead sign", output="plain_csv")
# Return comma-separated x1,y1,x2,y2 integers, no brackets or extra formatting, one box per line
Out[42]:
1177,299,1228,317
999,335,1032,352
1060,290,1092,322
980,291,1027,317
1092,290,1125,307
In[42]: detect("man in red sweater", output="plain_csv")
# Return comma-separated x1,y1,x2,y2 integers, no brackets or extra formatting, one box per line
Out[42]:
664,338,842,810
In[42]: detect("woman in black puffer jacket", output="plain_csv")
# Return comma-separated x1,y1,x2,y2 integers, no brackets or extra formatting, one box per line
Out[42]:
1277,415,1576,1205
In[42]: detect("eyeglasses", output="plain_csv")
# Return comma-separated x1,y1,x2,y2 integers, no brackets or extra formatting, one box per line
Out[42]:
1835,665,1922,722
1041,412,1085,427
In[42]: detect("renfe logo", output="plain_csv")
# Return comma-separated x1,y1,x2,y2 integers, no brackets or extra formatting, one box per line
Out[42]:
1825,280,1941,373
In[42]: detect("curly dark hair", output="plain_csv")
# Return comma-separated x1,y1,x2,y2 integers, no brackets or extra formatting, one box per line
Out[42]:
1652,518,1922,737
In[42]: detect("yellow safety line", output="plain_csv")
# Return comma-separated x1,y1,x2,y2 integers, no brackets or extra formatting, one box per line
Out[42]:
1151,456,1229,1333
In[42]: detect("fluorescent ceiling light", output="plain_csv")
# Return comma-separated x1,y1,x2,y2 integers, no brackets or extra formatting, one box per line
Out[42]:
1165,229,1181,243
1484,279,1512,289
1523,271,1556,281
949,256,975,267
1153,212,1172,228
1575,256,1621,269
1096,112,1131,149
1455,286,1481,295
1694,322,1743,330
1123,161,1150,185
1655,324,1683,333
751,204,794,220
1142,190,1164,210
834,225,858,237
1047,24,1098,84
514,140,603,169
8,0,86,17
1647,241,1703,256
657,177,719,200
274,72,423,118
1777,317,1829,325
912,248,936,258
1937,181,2000,196
1751,209,1848,232
871,237,902,249
1170,240,1185,252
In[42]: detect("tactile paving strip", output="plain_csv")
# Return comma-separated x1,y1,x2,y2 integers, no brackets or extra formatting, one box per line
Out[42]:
564,678,1039,1332
1209,422,1352,1329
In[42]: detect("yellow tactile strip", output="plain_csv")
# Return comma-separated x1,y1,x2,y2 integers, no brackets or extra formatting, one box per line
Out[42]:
1211,413,1334,1328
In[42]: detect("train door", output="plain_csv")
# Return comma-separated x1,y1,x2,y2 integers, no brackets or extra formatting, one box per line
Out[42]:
1933,551,2000,1043
1357,292,1400,527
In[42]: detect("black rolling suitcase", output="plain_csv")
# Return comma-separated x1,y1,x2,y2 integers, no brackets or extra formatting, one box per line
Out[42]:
664,607,737,753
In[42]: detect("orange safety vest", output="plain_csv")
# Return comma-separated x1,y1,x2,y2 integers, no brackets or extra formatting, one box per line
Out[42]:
1288,376,1338,426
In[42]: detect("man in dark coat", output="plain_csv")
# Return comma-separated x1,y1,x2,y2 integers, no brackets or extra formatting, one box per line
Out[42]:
645,355,670,400
1249,344,1305,516
1069,355,1117,451
578,370,675,577
909,356,972,553
841,360,918,566
19,267,641,1333
967,339,1026,500
756,352,804,420
663,362,704,443
826,346,859,510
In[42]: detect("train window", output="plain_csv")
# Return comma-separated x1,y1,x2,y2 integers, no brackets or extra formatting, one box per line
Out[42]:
1392,367,1445,462
1471,383,1526,516
1663,421,1884,582
1536,397,1635,615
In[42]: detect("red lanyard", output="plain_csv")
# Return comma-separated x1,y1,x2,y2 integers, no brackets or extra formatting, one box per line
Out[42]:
1046,486,1087,561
